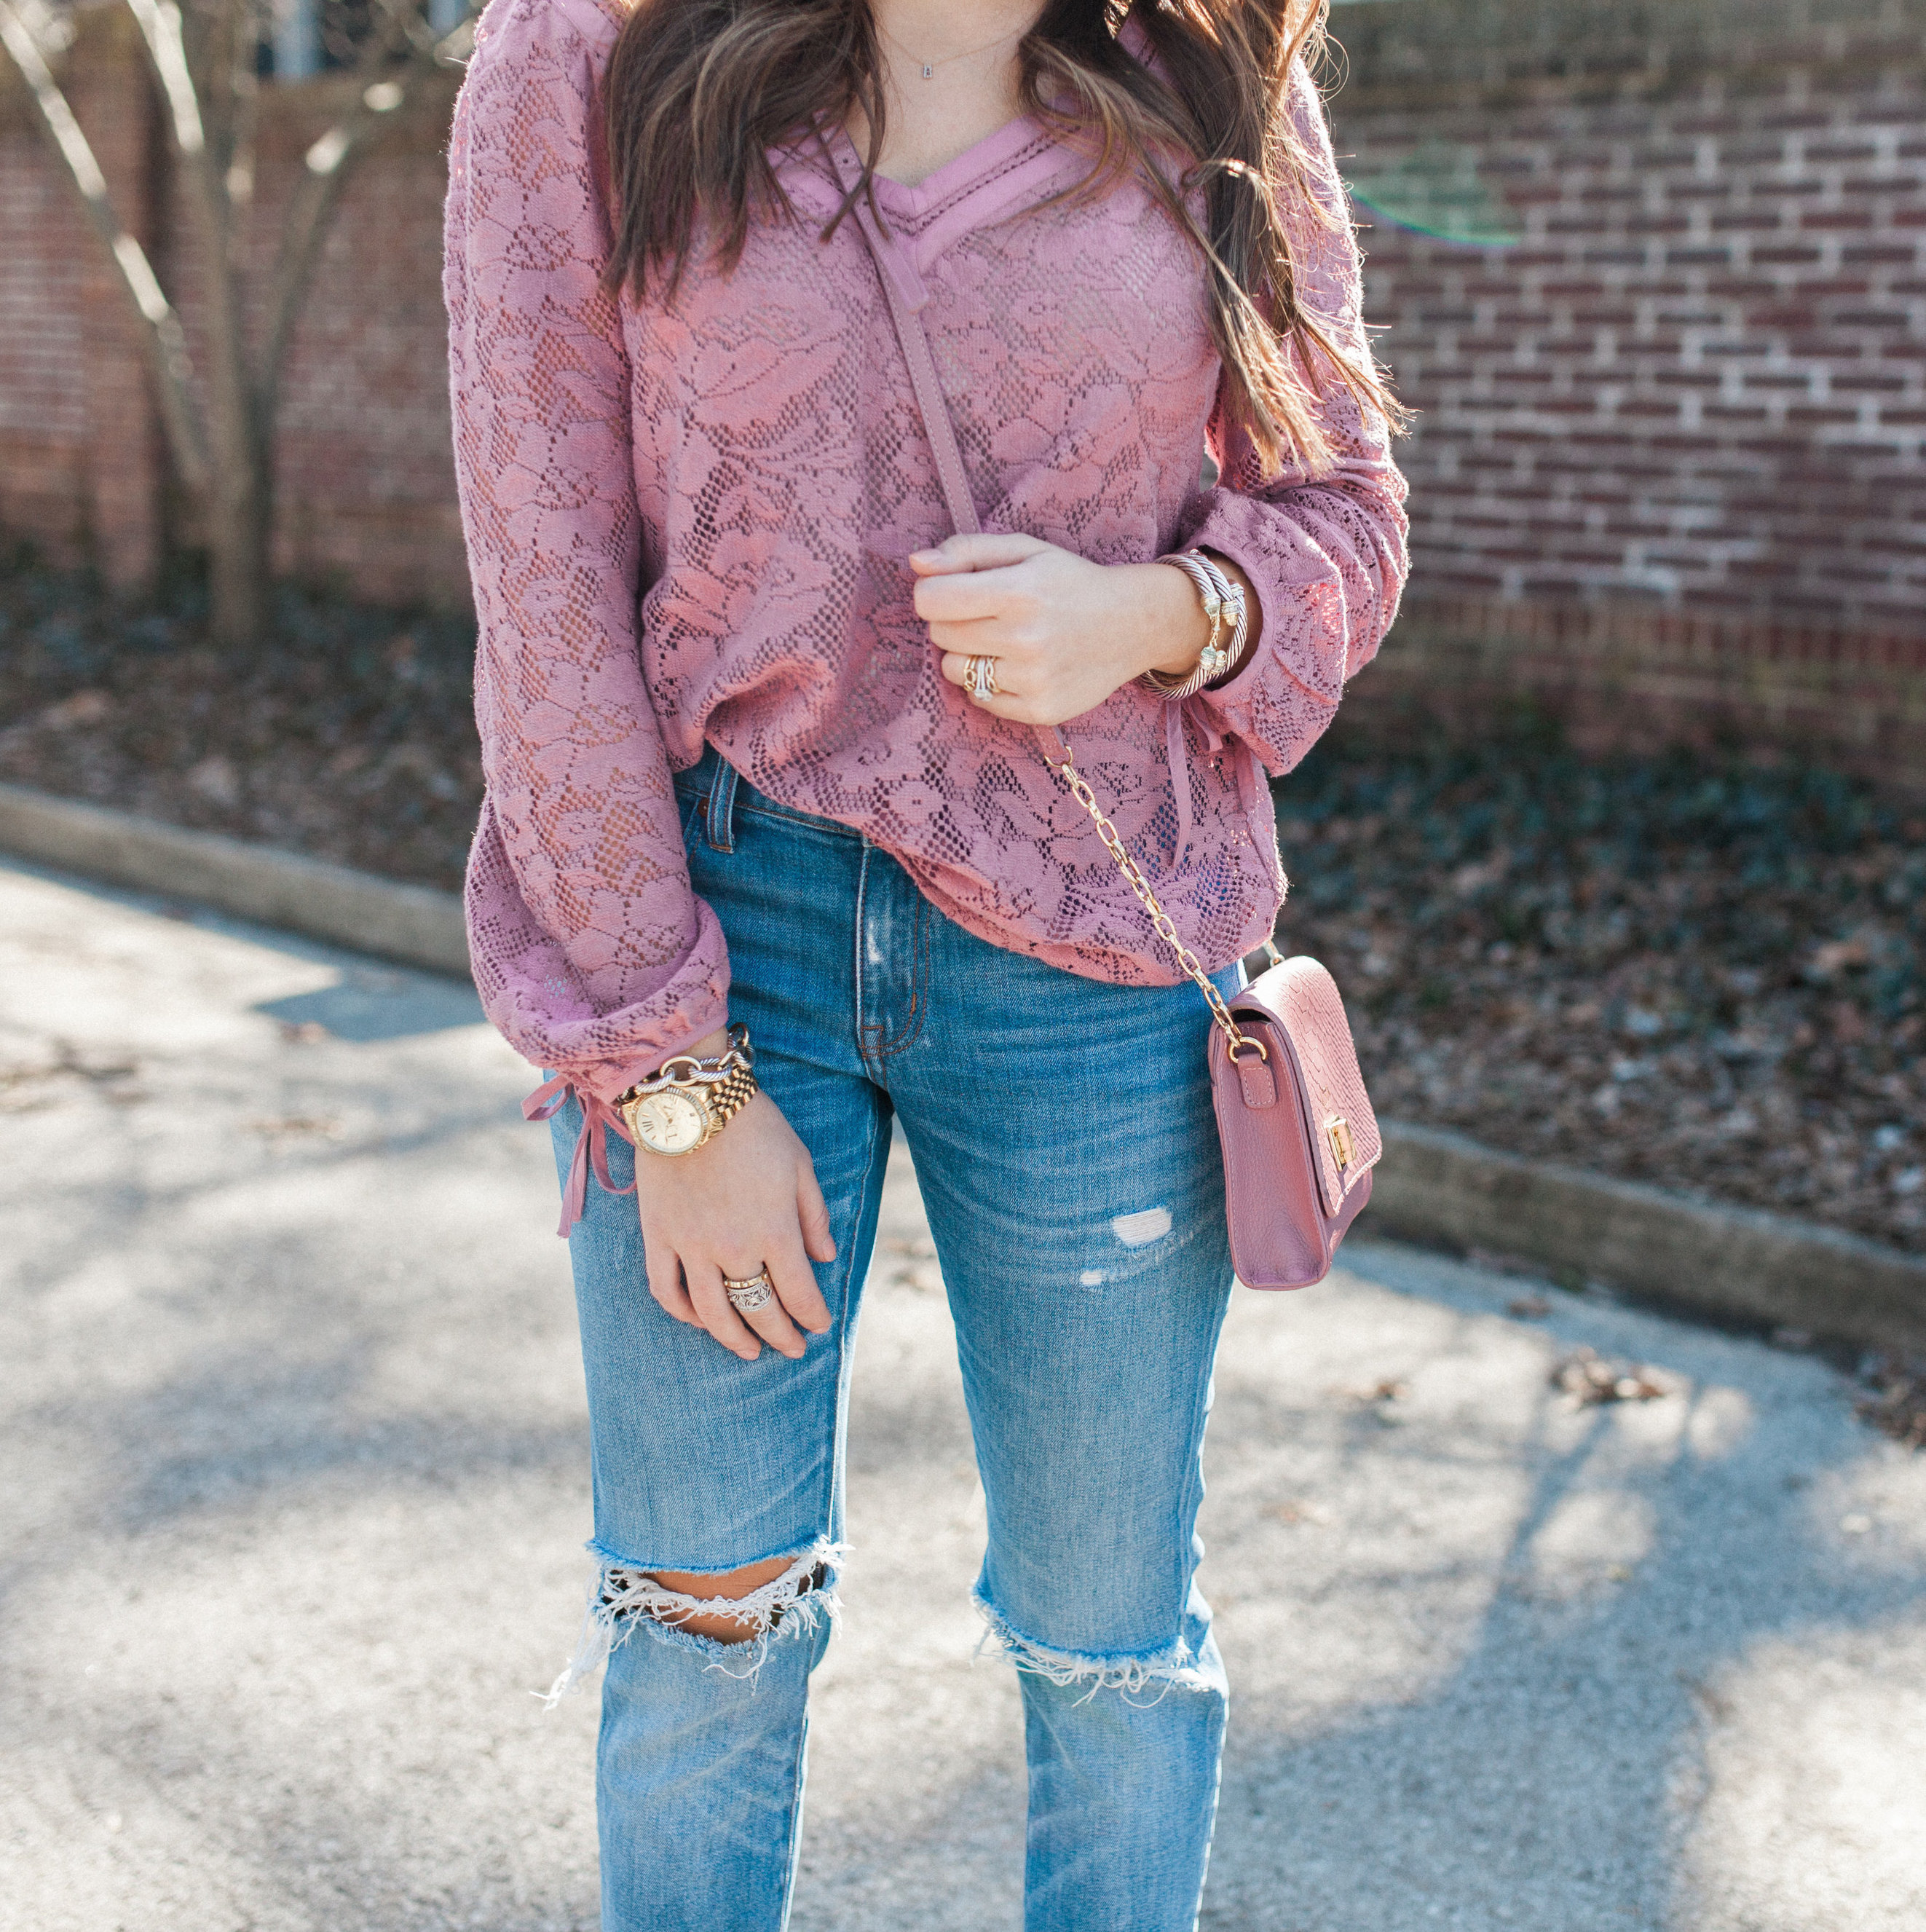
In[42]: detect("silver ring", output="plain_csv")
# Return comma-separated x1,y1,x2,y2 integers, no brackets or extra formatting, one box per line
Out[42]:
722,1269,774,1313
966,653,998,701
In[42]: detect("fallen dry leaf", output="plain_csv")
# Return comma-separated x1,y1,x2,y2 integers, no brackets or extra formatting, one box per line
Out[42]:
1268,1499,1332,1526
1550,1347,1675,1406
1340,1377,1411,1409
248,1114,344,1143
1857,1355,1926,1451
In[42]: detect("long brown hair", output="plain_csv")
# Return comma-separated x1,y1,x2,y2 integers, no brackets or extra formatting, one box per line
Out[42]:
600,0,1403,473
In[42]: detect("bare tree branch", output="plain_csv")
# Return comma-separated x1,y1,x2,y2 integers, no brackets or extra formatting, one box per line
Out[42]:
258,84,398,402
222,0,262,213
184,0,255,186
259,0,475,402
125,0,266,599
122,0,204,154
0,0,210,490
6,0,475,635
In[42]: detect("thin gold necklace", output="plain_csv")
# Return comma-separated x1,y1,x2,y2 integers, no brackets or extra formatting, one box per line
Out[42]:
877,17,1027,79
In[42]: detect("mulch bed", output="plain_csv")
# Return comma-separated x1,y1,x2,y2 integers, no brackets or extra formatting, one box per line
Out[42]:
3,553,1922,1274
1271,729,1924,1262
0,553,482,890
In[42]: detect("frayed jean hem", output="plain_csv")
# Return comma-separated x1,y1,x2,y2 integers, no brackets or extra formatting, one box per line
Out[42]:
970,1587,1219,1707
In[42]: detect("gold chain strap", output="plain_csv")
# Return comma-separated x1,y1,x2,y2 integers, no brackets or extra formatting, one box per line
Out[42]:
1050,750,1266,1064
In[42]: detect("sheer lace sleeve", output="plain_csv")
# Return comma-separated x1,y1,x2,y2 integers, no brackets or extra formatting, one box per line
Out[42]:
1181,60,1410,777
445,0,728,1106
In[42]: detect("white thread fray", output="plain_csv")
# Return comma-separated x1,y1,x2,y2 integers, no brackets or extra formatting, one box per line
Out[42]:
541,1538,845,1706
971,1591,1213,1705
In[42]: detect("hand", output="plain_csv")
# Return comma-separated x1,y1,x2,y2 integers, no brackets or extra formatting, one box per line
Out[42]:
631,1029,837,1362
910,533,1257,726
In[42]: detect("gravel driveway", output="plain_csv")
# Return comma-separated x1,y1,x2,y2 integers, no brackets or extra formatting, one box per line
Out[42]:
1,860,1921,1931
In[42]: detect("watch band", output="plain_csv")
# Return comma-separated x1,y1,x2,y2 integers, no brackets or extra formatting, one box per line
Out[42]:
617,1022,754,1105
692,1062,759,1133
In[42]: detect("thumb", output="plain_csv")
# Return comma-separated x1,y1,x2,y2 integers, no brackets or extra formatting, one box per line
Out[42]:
908,532,1049,575
797,1163,837,1264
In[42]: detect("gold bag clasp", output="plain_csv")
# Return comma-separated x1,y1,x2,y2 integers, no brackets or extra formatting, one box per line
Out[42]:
1326,1117,1354,1170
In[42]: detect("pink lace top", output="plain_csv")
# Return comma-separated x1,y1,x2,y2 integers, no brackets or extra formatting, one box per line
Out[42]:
444,0,1408,1116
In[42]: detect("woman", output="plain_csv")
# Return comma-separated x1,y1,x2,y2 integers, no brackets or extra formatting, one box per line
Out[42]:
444,0,1405,1922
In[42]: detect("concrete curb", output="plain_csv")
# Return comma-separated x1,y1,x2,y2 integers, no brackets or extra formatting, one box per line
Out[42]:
1370,1121,1926,1355
5,784,1922,1352
0,781,470,980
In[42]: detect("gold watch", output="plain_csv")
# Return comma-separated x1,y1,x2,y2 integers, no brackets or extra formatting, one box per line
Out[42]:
617,1024,759,1156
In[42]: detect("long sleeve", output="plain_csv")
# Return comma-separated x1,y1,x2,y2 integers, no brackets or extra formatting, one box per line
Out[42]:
1180,60,1410,778
444,0,727,1106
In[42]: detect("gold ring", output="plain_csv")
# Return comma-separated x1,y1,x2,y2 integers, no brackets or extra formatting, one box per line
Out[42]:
966,654,998,701
722,1269,775,1313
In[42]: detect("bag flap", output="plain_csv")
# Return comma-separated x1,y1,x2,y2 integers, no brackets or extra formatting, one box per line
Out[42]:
1234,956,1380,1216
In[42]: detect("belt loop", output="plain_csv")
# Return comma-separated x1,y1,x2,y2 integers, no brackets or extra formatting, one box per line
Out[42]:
704,754,740,855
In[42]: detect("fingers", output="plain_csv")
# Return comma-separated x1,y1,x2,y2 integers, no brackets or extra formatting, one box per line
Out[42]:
908,532,1049,577
649,1242,818,1362
641,1210,813,1358
682,1263,763,1361
937,649,1036,723
914,575,1017,628
718,1253,813,1359
938,648,1011,694
685,1258,801,1362
767,1225,832,1336
641,1225,699,1327
629,1089,838,1365
797,1162,837,1266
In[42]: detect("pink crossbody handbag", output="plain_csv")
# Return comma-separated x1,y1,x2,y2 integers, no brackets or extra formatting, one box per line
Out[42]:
850,182,1381,1289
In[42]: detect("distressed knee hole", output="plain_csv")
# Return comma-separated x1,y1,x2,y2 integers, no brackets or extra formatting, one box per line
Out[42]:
971,1590,1218,1705
1110,1206,1172,1248
541,1538,844,1705
643,1555,808,1641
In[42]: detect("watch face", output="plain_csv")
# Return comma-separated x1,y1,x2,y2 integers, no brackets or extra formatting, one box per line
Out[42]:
631,1089,709,1155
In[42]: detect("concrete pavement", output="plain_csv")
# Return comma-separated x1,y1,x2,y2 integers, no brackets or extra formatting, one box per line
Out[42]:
1,859,1921,1931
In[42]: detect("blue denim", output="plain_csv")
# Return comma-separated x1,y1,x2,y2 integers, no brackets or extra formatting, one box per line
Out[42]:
549,746,1239,1932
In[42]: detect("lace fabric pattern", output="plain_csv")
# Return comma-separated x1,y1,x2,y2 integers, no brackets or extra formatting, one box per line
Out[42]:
445,0,1408,1105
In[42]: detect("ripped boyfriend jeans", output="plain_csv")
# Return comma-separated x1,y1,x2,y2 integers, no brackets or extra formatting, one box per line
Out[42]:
548,746,1239,1932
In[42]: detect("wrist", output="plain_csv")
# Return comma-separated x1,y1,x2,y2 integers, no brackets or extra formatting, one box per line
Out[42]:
1135,561,1214,679
1136,550,1250,699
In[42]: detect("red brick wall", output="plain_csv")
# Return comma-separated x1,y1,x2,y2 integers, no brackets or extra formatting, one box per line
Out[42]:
1327,0,1926,777
0,7,161,585
1341,68,1925,630
1,0,1922,774
243,83,468,604
0,17,464,605
0,107,87,548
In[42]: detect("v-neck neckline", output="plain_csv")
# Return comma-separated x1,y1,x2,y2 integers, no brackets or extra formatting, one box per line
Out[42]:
828,112,1045,216
773,114,1080,281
